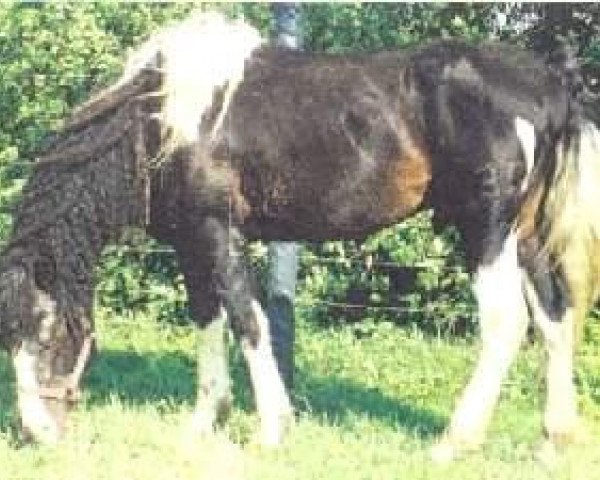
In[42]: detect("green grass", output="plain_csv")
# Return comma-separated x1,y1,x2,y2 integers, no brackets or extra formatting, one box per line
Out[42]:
1,309,599,480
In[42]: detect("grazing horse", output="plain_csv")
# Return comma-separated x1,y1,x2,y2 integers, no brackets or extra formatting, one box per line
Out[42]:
0,12,598,459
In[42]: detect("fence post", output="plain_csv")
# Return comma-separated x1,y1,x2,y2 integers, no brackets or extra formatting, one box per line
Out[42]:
267,2,303,392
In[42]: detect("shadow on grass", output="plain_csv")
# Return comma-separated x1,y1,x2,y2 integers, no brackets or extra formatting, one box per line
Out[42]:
85,348,444,439
295,371,445,439
1,348,444,440
84,349,196,406
0,352,20,439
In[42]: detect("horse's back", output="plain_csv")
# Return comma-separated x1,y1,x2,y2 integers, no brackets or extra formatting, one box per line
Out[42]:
210,47,431,239
202,41,572,246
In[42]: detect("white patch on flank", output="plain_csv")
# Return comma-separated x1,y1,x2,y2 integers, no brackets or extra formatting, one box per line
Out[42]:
121,11,264,143
191,307,231,436
472,233,525,319
13,341,60,444
514,116,535,192
433,232,528,461
242,299,292,446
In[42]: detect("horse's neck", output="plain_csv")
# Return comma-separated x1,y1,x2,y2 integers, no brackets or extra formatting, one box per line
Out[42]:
12,147,146,261
146,154,185,243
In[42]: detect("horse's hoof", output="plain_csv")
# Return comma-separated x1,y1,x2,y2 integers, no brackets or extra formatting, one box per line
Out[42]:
19,410,64,445
257,410,294,448
534,440,559,470
535,422,590,469
430,433,483,463
188,395,232,437
430,440,458,463
21,423,62,445
257,428,282,447
188,409,217,438
545,420,590,448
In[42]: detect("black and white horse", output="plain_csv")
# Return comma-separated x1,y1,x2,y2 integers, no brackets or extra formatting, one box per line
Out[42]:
2,12,599,459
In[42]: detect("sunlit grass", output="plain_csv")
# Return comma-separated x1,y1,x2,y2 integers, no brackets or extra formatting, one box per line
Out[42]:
0,308,599,480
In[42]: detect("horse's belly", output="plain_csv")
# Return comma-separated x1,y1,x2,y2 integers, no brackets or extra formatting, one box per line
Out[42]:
322,143,432,234
237,143,431,241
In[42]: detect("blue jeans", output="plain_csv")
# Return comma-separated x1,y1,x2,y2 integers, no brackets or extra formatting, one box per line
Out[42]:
266,241,299,390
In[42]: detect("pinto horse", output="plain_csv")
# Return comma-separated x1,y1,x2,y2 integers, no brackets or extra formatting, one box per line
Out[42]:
1,12,599,459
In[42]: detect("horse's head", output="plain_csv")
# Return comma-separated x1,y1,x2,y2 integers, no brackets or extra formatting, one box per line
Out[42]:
0,251,93,443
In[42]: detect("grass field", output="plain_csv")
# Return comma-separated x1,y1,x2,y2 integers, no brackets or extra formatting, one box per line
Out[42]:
1,307,599,480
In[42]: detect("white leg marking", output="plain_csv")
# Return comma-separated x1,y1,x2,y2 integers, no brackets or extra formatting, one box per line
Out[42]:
543,314,579,444
523,279,578,444
433,233,528,461
514,116,536,192
242,299,292,446
13,341,60,444
192,308,232,436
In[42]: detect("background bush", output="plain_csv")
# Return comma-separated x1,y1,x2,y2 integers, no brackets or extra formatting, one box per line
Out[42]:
0,3,598,334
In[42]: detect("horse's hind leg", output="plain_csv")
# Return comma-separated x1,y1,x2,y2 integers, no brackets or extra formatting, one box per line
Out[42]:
433,232,529,461
204,217,292,445
175,243,232,436
525,287,579,450
520,254,580,449
241,298,294,445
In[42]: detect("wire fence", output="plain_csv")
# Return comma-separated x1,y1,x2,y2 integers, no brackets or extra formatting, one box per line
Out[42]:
90,242,471,317
1,148,469,319
99,244,466,271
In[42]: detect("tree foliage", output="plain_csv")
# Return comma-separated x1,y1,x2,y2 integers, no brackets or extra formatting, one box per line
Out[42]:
0,3,598,333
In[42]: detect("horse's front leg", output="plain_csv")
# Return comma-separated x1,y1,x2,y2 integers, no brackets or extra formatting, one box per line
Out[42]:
432,233,529,461
174,243,232,437
191,309,232,435
207,217,293,446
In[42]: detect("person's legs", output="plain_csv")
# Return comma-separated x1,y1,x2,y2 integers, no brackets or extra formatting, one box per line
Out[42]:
266,241,299,391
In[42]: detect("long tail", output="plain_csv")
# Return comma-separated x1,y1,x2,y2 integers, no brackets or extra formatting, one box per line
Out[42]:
541,119,600,330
